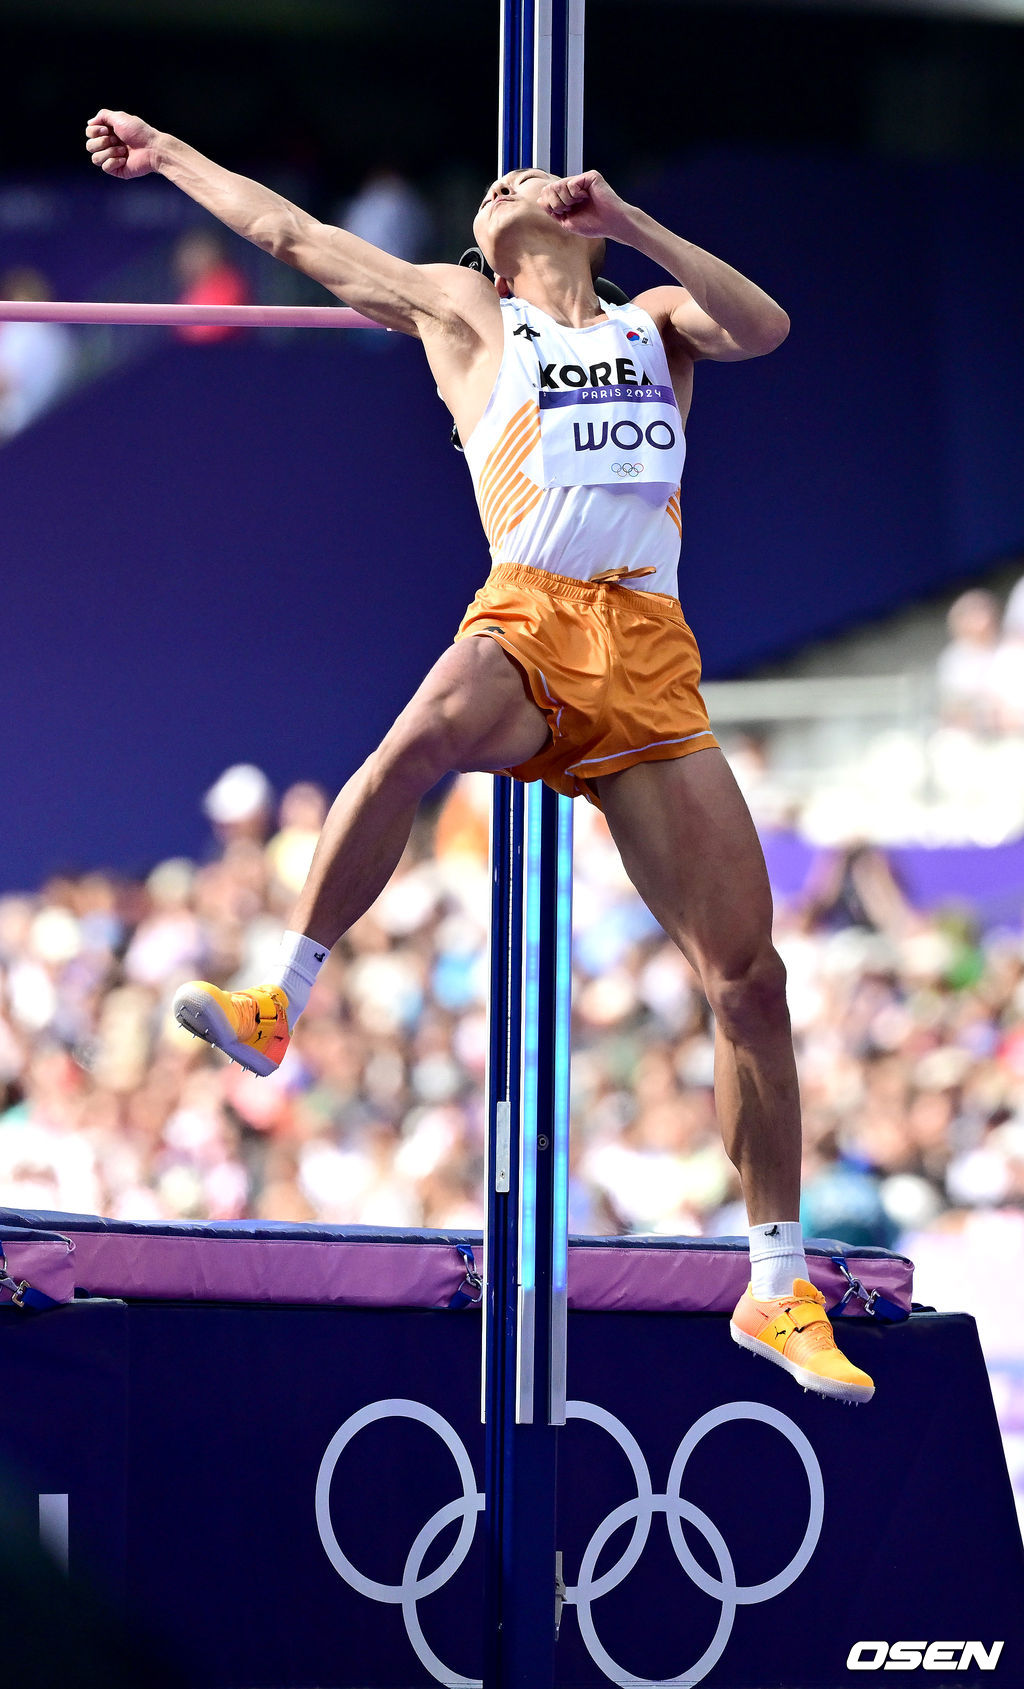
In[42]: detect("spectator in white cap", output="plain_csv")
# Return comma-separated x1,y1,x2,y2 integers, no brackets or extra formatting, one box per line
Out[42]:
202,764,274,847
935,589,1001,731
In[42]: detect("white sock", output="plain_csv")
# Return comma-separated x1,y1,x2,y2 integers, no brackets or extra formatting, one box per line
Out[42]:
748,1220,808,1299
274,930,329,1030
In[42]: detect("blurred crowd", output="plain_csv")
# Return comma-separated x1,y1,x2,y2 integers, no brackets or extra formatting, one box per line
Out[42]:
0,763,1022,1268
937,580,1024,734
0,164,434,443
0,266,77,442
711,568,1024,851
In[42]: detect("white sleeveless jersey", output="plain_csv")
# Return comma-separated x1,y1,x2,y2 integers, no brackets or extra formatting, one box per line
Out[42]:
462,295,685,595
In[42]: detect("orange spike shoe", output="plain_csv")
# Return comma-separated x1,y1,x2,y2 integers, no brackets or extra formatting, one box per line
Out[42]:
173,980,291,1077
731,1278,875,1404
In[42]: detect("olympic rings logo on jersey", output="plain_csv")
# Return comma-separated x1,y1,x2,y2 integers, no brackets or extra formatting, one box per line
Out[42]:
314,1396,825,1689
611,461,645,477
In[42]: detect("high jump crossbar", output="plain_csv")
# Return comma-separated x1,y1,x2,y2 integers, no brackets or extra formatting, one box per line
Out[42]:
0,301,380,329
483,4,580,1686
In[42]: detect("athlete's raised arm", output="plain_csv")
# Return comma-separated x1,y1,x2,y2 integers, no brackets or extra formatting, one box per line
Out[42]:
535,169,790,362
84,110,498,350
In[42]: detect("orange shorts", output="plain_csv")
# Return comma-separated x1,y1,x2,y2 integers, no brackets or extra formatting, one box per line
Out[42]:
454,562,718,805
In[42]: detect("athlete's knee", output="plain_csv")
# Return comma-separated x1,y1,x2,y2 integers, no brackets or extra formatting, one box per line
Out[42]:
702,943,790,1043
377,688,479,790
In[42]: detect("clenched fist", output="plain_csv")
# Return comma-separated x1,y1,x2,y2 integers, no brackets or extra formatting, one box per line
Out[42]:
85,110,160,180
536,171,635,242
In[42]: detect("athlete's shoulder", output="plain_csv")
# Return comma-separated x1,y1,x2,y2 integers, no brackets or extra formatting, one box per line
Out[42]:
629,285,689,330
626,287,698,377
417,262,504,330
419,260,493,293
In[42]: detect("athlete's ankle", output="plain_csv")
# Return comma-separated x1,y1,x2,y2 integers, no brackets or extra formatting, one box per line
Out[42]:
748,1219,807,1298
273,930,330,1029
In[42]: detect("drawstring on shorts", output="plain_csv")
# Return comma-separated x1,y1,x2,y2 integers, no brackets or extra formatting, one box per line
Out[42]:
588,565,657,585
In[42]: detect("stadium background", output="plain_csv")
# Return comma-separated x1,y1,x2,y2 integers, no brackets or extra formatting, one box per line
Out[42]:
2,0,1024,1526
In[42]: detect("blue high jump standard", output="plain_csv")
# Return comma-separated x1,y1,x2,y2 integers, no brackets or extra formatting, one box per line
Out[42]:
484,4,583,1683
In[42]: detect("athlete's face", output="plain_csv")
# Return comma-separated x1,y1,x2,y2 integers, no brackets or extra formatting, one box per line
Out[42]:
471,168,559,269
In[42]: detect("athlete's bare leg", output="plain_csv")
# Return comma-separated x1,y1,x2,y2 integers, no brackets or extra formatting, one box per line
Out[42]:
594,748,800,1226
291,637,548,947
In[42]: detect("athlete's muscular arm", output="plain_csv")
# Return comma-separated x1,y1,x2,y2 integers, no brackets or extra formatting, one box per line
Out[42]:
538,170,789,362
83,111,500,357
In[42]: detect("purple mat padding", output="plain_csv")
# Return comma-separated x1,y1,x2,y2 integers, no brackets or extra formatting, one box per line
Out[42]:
563,1240,913,1315
0,1229,77,1306
0,1210,913,1316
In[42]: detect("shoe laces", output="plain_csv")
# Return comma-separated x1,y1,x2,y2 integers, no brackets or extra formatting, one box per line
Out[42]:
791,1319,836,1354
230,993,259,1040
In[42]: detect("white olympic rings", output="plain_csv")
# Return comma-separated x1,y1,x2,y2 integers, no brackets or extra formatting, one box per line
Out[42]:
611,461,645,477
565,1399,825,1687
314,1396,824,1689
315,1397,484,1688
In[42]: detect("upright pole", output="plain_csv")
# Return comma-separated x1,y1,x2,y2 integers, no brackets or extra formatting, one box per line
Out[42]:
482,5,581,1686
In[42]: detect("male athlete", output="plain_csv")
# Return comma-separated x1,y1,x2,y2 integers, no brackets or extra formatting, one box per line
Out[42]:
86,109,874,1403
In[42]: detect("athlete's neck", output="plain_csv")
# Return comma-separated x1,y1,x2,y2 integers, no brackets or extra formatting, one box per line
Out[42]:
506,253,604,329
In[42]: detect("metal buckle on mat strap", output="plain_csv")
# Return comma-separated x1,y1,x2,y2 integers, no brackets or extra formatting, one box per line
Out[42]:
0,1247,60,1313
0,1266,31,1309
448,1244,484,1309
828,1255,907,1323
